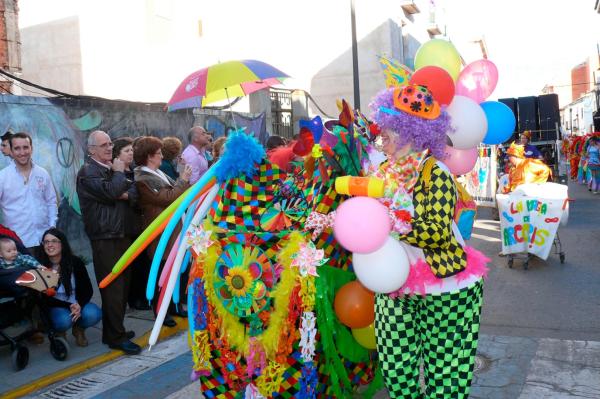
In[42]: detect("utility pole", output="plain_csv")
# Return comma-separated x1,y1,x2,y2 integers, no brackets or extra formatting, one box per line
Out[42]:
350,0,361,110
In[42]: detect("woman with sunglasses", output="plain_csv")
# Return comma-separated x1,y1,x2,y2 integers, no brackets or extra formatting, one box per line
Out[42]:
37,228,101,347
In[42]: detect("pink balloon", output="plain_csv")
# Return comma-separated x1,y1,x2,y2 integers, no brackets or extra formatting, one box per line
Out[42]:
444,146,479,175
333,197,390,254
455,59,498,104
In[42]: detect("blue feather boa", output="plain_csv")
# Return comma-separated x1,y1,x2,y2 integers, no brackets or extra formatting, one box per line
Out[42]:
214,130,266,182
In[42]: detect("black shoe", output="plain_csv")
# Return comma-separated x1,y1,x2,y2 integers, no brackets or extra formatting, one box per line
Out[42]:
108,340,142,355
102,331,135,344
163,316,177,328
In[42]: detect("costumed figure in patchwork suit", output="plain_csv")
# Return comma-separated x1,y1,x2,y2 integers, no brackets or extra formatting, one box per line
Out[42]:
503,142,551,193
369,85,490,398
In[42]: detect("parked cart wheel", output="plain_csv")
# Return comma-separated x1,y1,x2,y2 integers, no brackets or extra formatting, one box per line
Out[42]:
11,345,29,371
508,258,513,269
523,260,529,270
560,253,565,264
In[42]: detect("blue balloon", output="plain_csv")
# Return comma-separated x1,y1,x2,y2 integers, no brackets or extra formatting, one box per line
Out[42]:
480,101,516,145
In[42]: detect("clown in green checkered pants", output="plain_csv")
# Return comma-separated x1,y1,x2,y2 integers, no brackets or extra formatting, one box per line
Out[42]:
368,85,489,398
375,281,484,398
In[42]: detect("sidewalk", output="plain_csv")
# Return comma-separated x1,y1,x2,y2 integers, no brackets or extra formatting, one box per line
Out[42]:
0,265,188,398
25,332,600,399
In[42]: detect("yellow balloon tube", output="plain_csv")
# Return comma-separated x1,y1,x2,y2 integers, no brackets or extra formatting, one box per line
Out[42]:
335,176,385,198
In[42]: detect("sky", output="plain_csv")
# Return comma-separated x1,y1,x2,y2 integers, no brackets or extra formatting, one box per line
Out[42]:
17,0,600,105
441,0,600,100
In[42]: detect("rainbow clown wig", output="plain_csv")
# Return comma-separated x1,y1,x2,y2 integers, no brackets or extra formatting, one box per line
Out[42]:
369,85,451,159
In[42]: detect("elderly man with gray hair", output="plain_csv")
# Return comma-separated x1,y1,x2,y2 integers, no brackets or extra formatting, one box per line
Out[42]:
181,126,212,184
76,130,140,355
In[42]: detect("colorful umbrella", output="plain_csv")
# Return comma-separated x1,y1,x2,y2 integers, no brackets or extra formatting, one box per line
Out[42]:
167,59,289,111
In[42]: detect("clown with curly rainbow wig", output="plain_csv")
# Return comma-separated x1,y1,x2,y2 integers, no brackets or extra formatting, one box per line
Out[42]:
368,84,489,398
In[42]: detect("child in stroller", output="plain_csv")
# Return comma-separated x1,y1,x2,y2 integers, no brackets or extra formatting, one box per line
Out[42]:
0,226,70,371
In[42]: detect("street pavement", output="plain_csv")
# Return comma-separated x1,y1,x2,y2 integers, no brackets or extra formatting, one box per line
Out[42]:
13,180,600,398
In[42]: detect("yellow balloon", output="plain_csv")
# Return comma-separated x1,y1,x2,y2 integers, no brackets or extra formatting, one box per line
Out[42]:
414,39,462,81
352,323,377,350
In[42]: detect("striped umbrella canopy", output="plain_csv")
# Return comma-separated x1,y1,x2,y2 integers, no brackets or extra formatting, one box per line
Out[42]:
167,59,289,111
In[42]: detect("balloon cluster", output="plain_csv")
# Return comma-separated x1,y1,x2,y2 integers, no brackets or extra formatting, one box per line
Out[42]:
412,39,516,175
331,197,411,349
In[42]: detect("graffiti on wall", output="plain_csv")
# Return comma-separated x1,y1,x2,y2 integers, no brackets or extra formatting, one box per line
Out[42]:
0,95,267,257
0,95,196,257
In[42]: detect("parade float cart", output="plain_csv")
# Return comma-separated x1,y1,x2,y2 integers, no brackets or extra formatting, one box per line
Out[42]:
496,182,568,269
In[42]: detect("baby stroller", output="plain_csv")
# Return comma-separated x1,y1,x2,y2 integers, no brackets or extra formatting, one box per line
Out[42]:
0,229,70,371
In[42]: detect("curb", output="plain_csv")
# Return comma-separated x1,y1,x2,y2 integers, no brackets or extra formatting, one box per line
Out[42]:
2,317,189,399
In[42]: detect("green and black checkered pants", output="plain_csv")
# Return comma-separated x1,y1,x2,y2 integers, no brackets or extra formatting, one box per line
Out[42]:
375,280,483,399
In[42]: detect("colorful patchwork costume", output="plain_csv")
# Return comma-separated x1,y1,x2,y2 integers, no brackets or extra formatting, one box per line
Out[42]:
187,132,380,398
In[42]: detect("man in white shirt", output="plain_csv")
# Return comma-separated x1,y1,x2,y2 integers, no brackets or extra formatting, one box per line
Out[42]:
181,126,211,184
0,132,58,253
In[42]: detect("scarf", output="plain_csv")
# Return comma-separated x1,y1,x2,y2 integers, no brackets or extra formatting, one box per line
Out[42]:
375,151,425,196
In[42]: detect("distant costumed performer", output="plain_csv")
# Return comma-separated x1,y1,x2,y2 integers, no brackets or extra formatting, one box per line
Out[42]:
369,85,490,398
503,142,551,193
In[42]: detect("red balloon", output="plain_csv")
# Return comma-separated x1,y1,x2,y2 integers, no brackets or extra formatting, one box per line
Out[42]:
334,281,375,328
409,66,455,106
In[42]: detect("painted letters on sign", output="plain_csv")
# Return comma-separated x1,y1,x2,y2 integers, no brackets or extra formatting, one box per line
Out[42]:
496,190,565,260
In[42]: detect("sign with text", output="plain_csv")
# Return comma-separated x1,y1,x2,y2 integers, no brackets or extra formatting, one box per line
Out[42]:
465,146,497,207
496,186,567,260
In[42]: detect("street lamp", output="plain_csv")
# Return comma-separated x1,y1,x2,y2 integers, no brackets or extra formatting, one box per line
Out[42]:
350,0,361,110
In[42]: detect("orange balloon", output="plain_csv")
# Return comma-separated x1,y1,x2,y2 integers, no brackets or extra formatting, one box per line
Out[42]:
334,281,375,328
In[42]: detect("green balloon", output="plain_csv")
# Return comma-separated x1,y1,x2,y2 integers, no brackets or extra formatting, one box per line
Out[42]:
414,39,462,81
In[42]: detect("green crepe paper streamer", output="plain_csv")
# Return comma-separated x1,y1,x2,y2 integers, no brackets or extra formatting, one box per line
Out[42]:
363,367,384,399
323,271,370,362
316,265,373,397
316,272,349,398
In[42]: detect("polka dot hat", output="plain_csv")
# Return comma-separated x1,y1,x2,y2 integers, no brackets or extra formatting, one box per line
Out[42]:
392,84,441,120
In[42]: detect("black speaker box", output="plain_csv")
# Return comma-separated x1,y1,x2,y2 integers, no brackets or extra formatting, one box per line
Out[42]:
517,96,540,140
538,94,560,141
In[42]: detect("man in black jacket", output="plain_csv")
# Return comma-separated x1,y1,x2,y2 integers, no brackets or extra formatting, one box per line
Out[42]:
76,130,140,355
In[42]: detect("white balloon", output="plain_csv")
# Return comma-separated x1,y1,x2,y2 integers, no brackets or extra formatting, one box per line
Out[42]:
446,95,488,150
353,236,410,293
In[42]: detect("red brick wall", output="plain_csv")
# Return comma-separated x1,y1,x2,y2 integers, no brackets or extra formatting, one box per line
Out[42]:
571,60,590,100
0,0,19,93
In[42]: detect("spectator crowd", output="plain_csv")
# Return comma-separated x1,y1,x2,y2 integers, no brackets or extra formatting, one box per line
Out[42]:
0,126,218,355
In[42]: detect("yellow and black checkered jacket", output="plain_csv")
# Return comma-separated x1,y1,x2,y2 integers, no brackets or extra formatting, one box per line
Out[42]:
399,160,467,278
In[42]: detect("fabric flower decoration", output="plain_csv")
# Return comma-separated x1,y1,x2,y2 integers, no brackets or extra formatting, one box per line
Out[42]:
245,383,266,399
304,211,336,240
186,224,214,256
299,311,317,362
291,241,328,277
214,243,275,317
389,209,412,235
